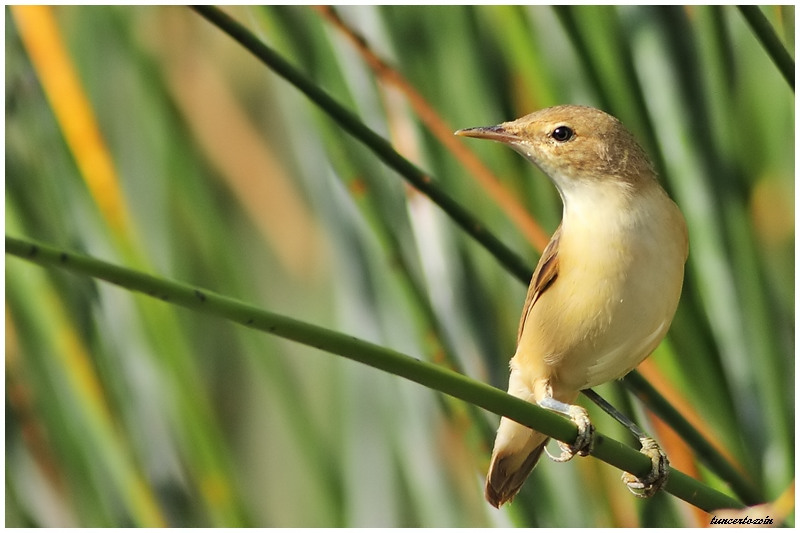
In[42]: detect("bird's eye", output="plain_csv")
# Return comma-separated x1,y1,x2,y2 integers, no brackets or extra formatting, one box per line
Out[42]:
551,126,574,142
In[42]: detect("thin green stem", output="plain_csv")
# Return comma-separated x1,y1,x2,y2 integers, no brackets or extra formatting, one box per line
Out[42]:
190,5,532,284
6,235,744,513
737,6,795,91
621,372,762,505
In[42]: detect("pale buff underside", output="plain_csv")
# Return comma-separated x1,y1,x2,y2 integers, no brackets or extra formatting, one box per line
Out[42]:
513,180,686,396
486,178,687,506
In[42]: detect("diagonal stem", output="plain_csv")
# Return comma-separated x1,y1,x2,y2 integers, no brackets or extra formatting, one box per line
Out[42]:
191,5,532,283
621,372,762,505
6,235,746,513
737,6,795,91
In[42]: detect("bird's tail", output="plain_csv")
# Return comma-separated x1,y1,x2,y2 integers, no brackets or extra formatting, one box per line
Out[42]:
485,417,550,508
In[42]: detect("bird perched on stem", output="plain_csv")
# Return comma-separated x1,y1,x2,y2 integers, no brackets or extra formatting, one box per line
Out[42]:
456,105,688,508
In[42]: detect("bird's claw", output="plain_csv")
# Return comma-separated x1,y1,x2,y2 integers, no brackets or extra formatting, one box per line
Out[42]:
545,405,595,463
621,437,669,497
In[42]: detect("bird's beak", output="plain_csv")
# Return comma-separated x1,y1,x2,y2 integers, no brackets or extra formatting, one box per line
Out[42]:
454,124,520,144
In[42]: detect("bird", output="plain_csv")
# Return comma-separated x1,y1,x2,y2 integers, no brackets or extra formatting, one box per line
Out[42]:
455,105,688,508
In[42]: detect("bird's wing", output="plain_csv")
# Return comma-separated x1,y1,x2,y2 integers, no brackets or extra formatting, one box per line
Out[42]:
517,224,561,344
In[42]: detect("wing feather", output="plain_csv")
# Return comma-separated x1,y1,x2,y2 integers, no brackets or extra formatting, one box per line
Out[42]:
517,225,561,344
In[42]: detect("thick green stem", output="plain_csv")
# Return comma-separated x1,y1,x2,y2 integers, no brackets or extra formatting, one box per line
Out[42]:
6,235,744,513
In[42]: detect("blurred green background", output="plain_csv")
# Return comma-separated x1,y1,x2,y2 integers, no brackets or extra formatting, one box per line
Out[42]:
5,5,794,527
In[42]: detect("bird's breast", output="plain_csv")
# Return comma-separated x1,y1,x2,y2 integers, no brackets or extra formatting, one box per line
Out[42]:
514,184,686,393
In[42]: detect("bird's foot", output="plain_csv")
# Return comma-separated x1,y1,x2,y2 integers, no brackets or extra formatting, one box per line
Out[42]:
621,437,669,497
544,404,595,463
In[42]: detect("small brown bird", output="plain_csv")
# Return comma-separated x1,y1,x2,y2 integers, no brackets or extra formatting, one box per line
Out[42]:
456,105,688,508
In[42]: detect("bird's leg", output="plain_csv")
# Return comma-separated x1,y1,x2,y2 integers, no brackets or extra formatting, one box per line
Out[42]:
538,385,594,463
582,388,669,497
